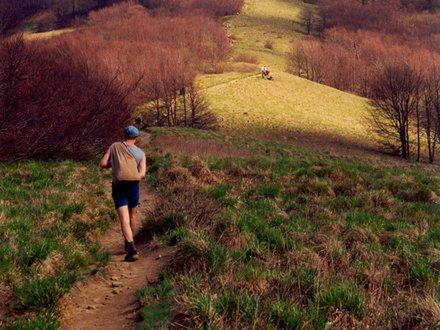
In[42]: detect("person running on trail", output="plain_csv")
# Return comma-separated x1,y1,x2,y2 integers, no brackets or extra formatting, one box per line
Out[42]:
99,126,147,262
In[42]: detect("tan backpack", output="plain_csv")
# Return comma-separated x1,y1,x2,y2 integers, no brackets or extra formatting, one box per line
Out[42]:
110,142,141,183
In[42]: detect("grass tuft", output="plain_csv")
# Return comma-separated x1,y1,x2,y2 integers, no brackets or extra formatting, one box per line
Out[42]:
142,128,440,328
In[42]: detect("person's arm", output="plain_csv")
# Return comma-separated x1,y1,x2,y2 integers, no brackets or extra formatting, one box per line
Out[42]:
138,155,147,179
99,148,111,168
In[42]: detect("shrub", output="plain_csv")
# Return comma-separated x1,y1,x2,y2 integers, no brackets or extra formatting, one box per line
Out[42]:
0,36,133,161
0,2,229,160
233,53,258,64
85,3,225,130
264,39,274,50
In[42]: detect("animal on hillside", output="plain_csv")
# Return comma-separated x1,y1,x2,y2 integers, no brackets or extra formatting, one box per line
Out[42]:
261,66,273,80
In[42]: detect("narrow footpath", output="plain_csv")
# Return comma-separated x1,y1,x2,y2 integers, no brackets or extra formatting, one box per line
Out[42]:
61,134,174,330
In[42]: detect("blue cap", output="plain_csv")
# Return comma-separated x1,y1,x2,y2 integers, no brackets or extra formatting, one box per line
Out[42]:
124,125,140,138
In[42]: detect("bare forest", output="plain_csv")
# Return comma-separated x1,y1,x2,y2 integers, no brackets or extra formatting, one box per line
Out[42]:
0,0,243,160
291,0,440,161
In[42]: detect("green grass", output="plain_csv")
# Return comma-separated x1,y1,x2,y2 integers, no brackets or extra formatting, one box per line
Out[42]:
319,282,365,319
5,315,59,330
199,0,371,142
136,281,174,330
140,128,440,329
0,161,113,327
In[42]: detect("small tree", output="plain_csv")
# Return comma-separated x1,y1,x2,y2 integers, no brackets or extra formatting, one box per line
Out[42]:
422,65,440,163
300,6,315,35
369,60,422,159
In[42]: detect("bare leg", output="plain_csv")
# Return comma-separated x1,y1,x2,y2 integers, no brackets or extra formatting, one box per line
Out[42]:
129,207,138,236
117,206,134,242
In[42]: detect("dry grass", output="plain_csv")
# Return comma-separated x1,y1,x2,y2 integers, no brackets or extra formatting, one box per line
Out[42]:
156,135,251,158
22,28,74,40
200,0,372,145
199,71,369,141
140,129,440,329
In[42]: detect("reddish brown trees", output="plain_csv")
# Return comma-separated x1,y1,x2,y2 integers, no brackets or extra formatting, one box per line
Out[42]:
0,36,133,160
0,1,236,160
77,2,229,128
369,60,423,159
289,0,440,162
140,0,244,16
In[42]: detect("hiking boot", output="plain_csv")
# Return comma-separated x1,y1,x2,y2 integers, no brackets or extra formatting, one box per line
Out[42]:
124,251,139,262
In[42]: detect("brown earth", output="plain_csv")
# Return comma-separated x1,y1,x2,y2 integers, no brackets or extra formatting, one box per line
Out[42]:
61,132,175,330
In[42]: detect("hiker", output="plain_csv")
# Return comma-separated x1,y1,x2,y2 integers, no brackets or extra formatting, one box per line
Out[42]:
99,126,147,262
261,66,268,78
261,66,273,80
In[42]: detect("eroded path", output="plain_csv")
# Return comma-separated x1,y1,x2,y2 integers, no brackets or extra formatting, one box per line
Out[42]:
61,134,174,330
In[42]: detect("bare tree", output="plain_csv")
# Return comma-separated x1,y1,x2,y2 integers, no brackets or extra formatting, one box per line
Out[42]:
300,6,315,35
369,61,422,159
422,66,440,163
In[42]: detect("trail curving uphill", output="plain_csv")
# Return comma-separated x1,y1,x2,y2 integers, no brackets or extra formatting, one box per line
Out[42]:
61,133,174,330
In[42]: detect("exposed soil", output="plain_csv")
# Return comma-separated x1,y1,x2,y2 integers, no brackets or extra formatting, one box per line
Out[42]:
61,133,174,330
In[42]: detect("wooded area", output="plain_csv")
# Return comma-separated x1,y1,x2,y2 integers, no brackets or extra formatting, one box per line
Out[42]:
0,1,242,160
291,0,440,162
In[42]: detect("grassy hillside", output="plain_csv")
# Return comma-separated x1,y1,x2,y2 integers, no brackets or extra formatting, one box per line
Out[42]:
0,162,113,328
201,72,368,140
200,0,371,142
138,128,440,329
2,1,438,328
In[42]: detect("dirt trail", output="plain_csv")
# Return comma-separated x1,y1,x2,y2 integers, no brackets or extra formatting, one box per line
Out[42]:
61,133,174,330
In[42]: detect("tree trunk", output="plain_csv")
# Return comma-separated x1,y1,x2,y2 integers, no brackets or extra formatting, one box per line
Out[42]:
416,104,421,161
182,87,187,127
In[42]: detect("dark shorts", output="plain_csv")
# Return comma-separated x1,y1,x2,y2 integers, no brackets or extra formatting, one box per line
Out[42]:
112,181,140,209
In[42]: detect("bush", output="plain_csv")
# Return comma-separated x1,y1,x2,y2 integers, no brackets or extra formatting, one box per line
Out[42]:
264,39,273,50
233,53,258,64
84,2,226,130
0,2,229,160
0,36,133,161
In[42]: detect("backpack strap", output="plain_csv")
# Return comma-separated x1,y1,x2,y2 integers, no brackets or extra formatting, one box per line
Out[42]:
122,142,136,159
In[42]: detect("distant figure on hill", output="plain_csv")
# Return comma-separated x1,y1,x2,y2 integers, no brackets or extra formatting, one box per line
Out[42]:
99,126,147,262
261,66,273,80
